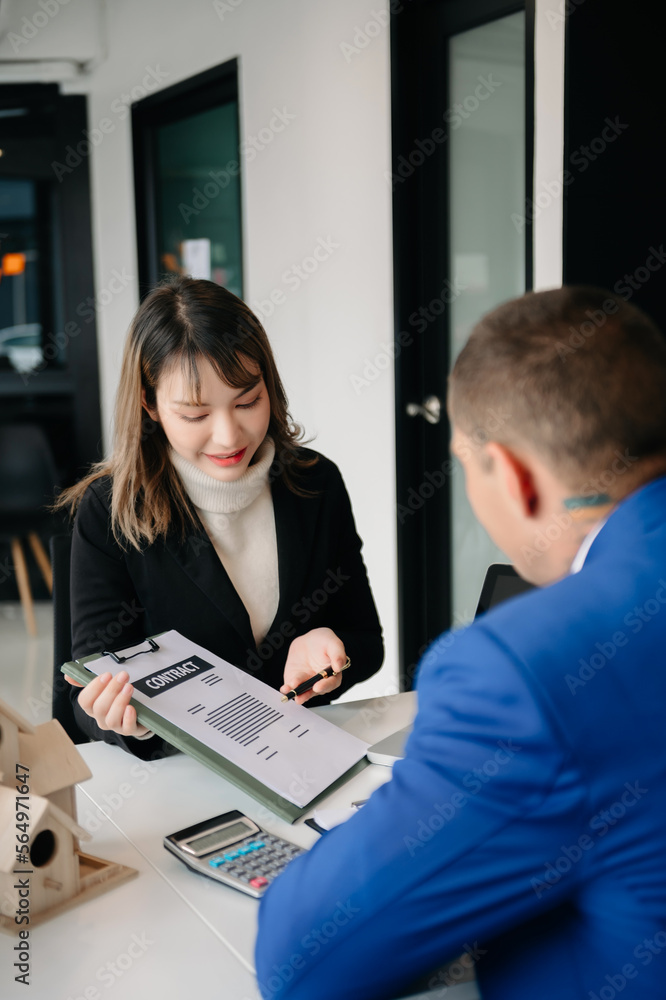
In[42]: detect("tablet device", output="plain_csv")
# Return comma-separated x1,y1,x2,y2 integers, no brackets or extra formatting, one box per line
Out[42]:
367,565,533,766
475,563,534,617
366,726,411,766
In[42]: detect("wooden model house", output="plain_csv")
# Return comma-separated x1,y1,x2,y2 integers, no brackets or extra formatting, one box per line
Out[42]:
0,698,137,933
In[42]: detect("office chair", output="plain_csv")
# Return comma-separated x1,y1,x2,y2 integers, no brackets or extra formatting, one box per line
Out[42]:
50,533,89,744
0,424,58,635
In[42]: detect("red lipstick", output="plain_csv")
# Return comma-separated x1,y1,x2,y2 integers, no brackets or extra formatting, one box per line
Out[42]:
204,447,247,468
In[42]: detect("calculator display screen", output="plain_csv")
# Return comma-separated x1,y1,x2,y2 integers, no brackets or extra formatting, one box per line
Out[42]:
188,820,253,854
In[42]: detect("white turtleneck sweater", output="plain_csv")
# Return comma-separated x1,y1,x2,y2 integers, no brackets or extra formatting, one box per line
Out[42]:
170,437,280,646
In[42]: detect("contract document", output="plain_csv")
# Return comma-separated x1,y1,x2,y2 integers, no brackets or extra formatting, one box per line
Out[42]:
69,630,369,810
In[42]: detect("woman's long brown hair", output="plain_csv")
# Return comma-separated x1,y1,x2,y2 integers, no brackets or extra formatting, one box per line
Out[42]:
56,276,316,549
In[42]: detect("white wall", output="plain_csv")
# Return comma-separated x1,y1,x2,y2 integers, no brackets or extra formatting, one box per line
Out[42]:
1,0,399,698
533,0,565,290
0,0,103,72
0,0,567,702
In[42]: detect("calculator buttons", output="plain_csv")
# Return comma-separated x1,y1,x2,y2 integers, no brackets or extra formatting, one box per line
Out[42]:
172,828,303,896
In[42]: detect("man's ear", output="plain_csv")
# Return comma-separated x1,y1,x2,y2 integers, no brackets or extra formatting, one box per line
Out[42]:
486,441,539,517
141,387,158,422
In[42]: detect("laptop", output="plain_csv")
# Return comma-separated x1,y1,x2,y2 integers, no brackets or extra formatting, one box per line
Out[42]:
366,564,534,765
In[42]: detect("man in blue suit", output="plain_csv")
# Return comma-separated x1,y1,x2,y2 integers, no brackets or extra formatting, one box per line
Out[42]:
255,287,666,1000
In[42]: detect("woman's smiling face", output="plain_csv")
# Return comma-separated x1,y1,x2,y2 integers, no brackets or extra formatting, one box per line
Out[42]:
145,356,271,480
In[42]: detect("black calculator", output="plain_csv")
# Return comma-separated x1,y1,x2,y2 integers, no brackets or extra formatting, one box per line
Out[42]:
164,810,305,898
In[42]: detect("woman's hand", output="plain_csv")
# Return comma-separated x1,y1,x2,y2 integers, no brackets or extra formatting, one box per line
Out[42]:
67,670,150,739
281,628,347,705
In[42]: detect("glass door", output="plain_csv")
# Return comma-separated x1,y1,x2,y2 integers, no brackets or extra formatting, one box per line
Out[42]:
391,0,533,684
449,12,526,622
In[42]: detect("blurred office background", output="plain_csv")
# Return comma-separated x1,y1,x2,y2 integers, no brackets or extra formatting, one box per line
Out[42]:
0,0,662,724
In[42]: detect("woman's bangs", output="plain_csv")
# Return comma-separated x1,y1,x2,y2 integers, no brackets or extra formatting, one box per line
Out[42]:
166,345,261,403
165,349,202,406
207,342,263,392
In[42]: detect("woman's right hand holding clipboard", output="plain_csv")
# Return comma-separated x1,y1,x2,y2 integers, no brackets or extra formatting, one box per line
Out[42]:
65,670,151,739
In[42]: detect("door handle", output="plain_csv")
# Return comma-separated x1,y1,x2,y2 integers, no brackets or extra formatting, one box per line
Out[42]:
405,395,441,425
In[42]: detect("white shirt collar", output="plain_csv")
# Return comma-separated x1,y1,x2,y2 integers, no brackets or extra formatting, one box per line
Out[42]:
569,516,608,574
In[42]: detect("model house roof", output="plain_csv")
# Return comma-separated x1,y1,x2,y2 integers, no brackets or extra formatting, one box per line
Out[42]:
17,719,91,796
0,697,36,735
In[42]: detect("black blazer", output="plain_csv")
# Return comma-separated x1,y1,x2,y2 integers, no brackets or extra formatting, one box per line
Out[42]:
69,450,384,759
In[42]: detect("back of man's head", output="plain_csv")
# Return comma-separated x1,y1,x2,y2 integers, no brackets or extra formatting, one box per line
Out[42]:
449,286,666,493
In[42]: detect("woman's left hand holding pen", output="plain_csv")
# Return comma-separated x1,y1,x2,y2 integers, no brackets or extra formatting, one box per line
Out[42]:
281,628,347,705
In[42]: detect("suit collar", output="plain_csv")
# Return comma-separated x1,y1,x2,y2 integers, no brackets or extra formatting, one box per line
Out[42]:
581,474,666,567
264,473,324,641
164,517,254,648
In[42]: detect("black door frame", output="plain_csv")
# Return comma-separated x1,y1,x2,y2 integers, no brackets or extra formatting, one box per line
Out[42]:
390,0,534,688
132,58,241,300
562,0,665,332
0,84,101,484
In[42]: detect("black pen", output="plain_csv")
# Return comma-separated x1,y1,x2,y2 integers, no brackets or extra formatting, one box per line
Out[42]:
281,657,351,702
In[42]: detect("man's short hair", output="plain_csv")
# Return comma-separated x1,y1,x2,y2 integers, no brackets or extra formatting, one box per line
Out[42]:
449,286,666,487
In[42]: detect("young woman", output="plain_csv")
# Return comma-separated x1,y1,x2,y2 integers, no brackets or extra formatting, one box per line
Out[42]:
61,276,383,760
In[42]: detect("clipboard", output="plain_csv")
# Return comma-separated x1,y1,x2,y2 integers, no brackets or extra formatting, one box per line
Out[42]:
62,633,369,825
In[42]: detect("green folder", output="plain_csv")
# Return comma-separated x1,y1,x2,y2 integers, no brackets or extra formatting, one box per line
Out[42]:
61,643,368,824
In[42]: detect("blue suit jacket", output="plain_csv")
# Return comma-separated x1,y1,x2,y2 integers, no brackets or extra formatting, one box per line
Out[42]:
255,477,666,1000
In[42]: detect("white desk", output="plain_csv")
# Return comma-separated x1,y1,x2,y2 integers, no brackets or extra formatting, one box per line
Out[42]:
1,693,479,1000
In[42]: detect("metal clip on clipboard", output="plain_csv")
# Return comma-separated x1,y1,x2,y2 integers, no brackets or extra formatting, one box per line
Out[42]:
102,637,160,664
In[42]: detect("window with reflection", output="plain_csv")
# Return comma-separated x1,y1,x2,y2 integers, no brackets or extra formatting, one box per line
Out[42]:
133,60,242,297
0,177,54,374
